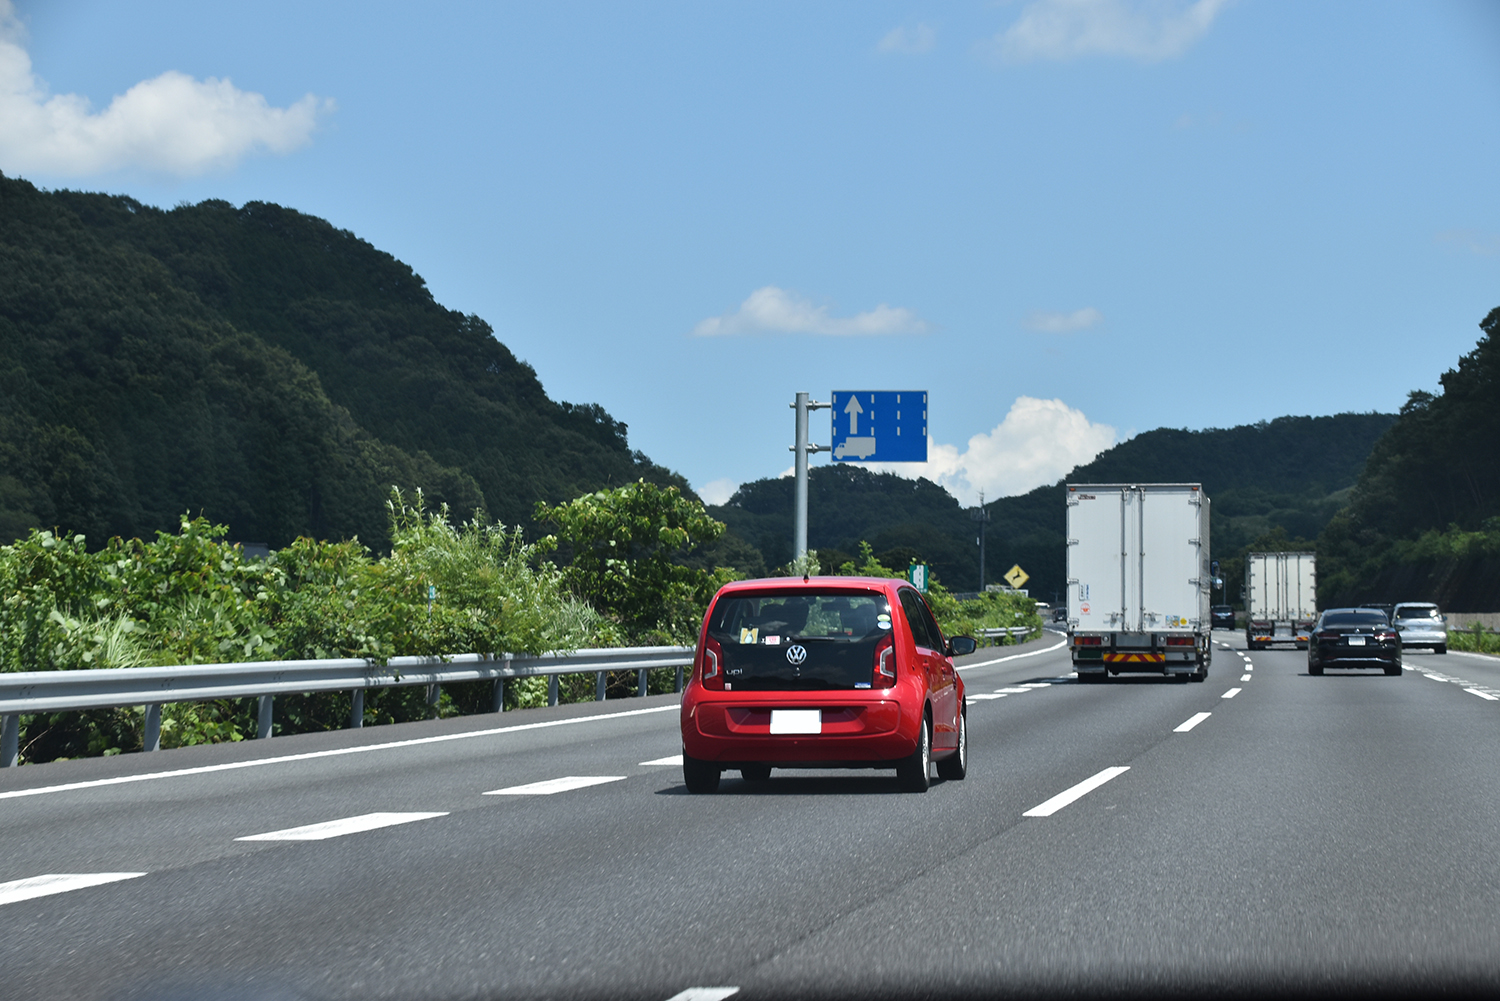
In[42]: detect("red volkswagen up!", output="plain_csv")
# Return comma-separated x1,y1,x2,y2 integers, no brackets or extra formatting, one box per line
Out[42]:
680,576,976,793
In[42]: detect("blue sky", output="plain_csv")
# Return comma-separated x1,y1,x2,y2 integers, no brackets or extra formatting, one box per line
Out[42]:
3,1,1497,507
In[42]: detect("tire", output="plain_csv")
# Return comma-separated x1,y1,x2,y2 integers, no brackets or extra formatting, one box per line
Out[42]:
1436,644,1447,655
683,750,721,794
1309,661,1323,676
897,714,931,793
936,706,967,781
1190,668,1206,683
1385,662,1401,676
740,764,771,782
1076,670,1102,684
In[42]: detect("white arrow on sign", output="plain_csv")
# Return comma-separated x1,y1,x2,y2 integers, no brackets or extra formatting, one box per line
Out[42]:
844,395,864,435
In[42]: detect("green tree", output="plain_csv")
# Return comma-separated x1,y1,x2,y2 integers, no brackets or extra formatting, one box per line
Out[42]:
535,480,734,641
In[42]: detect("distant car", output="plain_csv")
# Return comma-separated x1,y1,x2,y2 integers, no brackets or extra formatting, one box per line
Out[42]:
1210,605,1234,630
1356,603,1395,622
1052,606,1068,624
1308,608,1402,676
681,576,976,794
1391,603,1447,654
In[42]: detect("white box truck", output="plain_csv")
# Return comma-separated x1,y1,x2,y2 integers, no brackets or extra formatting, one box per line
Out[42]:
1243,551,1316,650
1066,483,1212,682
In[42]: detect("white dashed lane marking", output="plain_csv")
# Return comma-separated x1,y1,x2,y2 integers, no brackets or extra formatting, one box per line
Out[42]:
1174,712,1212,733
0,872,146,906
664,988,740,1001
994,687,1033,694
1240,674,1252,682
640,755,683,766
1222,688,1242,699
1023,766,1130,818
236,812,447,842
484,775,626,796
1465,689,1500,701
970,693,1008,700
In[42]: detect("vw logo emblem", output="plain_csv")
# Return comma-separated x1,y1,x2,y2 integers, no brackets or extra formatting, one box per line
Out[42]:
785,644,808,666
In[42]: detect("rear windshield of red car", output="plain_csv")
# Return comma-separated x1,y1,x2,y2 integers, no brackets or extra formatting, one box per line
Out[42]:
705,590,892,691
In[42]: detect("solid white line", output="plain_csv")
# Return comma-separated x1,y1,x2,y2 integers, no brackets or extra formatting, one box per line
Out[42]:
1464,689,1500,701
957,637,1068,671
1240,674,1252,682
0,704,679,802
483,775,626,796
1222,688,1241,699
1451,650,1500,661
1023,766,1129,817
236,811,447,842
0,872,147,906
640,755,682,766
664,989,740,1001
1174,712,1212,732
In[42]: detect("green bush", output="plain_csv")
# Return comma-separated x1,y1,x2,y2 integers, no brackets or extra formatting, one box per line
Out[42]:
1450,624,1500,655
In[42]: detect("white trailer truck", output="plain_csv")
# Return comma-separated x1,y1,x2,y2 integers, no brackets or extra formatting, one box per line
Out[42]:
1066,483,1212,682
1243,551,1316,650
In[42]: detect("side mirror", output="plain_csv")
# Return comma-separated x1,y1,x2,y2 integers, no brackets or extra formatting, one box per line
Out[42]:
948,636,978,657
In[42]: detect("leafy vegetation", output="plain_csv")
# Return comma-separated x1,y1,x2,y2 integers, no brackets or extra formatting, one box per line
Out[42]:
0,489,605,763
535,480,737,644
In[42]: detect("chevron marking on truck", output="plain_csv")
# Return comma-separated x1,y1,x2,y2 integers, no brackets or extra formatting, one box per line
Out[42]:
1103,652,1166,664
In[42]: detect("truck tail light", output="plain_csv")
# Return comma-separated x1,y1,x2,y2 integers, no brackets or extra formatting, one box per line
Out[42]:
1165,636,1195,647
874,634,896,688
1074,636,1103,646
700,636,724,691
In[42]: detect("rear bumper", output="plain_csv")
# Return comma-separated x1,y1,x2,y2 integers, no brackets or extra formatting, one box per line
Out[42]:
681,698,920,763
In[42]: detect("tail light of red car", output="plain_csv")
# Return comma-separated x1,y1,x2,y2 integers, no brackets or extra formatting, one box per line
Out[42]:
874,633,897,689
700,636,724,691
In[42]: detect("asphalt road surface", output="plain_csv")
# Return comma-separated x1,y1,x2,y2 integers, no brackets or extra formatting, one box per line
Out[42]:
4,631,1500,1000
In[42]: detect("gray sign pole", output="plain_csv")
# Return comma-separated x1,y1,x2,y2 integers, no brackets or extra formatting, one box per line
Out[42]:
791,392,830,570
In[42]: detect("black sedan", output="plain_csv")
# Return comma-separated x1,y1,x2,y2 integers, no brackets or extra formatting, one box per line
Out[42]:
1307,608,1402,676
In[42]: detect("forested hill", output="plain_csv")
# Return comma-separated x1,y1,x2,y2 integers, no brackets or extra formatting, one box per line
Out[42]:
711,412,1396,599
0,173,683,548
1318,308,1500,609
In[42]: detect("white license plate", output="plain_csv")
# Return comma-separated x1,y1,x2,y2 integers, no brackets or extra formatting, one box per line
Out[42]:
1347,635,1365,647
770,710,822,734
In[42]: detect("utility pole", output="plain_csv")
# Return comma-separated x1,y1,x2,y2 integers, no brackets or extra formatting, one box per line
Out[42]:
971,491,991,590
791,392,831,571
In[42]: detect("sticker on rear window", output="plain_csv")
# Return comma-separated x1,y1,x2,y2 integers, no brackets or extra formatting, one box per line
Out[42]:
739,627,759,645
763,635,781,645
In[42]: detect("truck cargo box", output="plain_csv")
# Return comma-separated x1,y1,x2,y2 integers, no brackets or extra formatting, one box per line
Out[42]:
1066,483,1212,681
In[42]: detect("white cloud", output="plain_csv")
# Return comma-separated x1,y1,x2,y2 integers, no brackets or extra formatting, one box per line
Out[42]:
877,24,936,55
696,477,739,507
857,396,1117,506
692,286,930,337
1024,307,1103,333
1436,229,1500,257
994,0,1230,63
0,1,330,177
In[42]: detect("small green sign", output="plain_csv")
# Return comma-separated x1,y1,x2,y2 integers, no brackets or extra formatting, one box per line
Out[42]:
907,563,929,593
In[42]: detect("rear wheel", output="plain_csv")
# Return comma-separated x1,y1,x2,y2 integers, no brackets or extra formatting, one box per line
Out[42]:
683,750,721,794
936,707,967,781
1385,661,1402,676
897,715,931,793
740,764,771,782
1309,661,1323,676
1435,644,1447,655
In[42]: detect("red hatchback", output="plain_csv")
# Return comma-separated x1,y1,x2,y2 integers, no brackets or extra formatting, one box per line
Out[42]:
680,576,976,793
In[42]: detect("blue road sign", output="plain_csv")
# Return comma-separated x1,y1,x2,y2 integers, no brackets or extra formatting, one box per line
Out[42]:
830,391,927,462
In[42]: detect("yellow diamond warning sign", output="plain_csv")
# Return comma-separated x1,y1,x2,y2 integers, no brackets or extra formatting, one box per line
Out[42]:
1004,564,1029,589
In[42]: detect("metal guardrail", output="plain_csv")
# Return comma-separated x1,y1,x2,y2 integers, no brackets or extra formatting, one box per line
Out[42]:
0,646,695,767
979,626,1037,641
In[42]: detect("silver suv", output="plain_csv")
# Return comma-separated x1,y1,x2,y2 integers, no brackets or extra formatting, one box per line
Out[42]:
1391,603,1447,654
